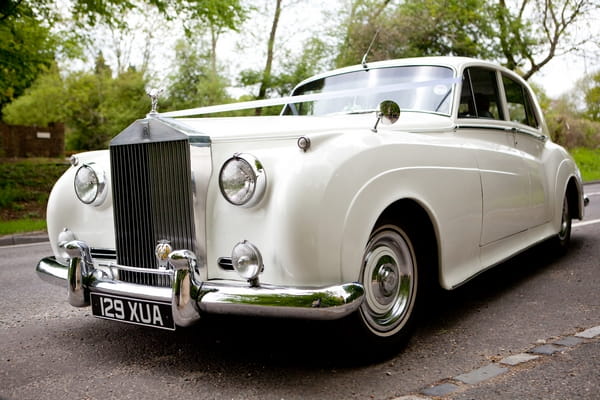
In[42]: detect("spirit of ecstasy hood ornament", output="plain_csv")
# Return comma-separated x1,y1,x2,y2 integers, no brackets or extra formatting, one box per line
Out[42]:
146,88,163,117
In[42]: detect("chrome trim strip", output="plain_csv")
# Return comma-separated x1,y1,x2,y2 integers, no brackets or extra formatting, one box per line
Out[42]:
198,281,365,320
91,281,172,302
456,123,547,141
96,262,173,276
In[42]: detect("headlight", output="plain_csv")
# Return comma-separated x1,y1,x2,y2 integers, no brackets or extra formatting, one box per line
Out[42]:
74,163,107,206
219,153,266,207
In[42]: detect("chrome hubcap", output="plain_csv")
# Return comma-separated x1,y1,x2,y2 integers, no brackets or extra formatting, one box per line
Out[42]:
360,226,416,336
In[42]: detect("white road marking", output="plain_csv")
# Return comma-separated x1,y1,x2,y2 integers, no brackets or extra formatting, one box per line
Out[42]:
1,241,49,249
573,218,600,228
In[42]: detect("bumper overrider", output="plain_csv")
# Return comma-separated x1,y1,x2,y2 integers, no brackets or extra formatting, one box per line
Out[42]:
36,240,365,329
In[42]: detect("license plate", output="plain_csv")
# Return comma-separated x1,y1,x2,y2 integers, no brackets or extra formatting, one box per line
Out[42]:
90,293,175,331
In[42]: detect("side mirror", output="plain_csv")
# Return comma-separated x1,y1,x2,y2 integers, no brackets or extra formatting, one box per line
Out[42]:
373,100,400,132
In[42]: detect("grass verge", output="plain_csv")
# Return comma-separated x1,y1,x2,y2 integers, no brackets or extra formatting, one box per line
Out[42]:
0,218,46,236
570,147,600,182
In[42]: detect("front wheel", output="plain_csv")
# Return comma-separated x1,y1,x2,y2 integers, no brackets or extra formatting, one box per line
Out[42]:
356,223,422,350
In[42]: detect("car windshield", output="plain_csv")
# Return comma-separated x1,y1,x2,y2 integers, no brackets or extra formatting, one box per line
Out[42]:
282,65,456,116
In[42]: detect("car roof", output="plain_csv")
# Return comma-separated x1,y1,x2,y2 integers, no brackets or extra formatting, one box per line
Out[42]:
293,56,517,90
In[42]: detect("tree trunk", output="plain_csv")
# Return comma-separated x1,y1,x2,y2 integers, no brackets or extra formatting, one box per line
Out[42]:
256,0,282,115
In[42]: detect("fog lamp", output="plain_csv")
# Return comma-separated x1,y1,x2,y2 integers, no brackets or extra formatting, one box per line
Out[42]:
232,240,263,285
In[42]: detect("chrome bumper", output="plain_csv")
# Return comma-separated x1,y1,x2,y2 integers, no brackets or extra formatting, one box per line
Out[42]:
36,241,365,327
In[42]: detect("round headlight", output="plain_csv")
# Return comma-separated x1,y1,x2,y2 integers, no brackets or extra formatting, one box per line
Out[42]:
74,163,107,206
219,154,266,207
232,240,263,282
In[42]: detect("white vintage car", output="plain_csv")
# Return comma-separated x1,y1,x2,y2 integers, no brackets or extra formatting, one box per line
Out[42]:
37,57,586,350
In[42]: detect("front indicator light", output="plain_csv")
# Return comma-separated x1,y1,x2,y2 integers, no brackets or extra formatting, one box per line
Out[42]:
232,240,263,286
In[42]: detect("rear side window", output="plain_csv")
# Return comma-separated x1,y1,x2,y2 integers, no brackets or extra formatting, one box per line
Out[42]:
502,75,539,128
459,68,504,120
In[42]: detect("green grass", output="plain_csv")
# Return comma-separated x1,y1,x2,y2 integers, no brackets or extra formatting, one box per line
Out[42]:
0,218,46,235
570,147,600,182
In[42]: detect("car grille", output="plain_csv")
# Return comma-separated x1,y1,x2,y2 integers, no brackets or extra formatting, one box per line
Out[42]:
110,123,196,288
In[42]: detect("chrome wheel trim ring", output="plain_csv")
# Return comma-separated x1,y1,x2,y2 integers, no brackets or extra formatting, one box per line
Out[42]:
360,226,417,337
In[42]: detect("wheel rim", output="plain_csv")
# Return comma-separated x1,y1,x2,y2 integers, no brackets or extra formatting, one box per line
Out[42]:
360,226,417,337
558,196,570,241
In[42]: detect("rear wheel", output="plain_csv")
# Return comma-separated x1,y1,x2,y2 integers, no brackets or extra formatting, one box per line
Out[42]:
356,223,421,350
554,194,572,252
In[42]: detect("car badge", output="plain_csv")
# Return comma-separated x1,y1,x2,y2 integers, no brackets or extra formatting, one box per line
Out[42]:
155,239,172,270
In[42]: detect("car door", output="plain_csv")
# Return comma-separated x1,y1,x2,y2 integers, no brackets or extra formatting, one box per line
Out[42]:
456,66,531,246
500,74,551,228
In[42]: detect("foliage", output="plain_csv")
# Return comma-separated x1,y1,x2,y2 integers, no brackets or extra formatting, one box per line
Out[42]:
65,64,148,150
335,0,494,68
2,64,66,127
570,148,600,182
583,71,600,121
4,55,149,150
240,37,331,100
543,94,600,149
164,40,232,111
490,0,598,80
0,1,58,118
0,158,69,227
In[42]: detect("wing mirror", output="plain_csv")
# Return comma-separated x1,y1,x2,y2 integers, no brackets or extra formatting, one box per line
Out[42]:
373,100,400,132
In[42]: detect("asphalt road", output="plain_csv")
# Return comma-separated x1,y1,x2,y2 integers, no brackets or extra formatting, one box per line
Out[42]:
1,184,598,400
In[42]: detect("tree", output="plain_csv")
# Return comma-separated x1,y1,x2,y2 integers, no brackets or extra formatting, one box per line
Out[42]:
492,0,599,80
63,61,148,150
270,37,330,96
0,1,57,117
582,71,600,122
165,40,231,111
333,0,598,82
2,64,66,127
334,0,494,68
4,53,149,150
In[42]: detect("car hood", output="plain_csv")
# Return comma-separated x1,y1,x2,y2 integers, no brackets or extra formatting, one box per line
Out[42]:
164,112,454,142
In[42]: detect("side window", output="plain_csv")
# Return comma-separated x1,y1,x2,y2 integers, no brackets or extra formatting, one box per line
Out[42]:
502,75,539,128
458,68,503,120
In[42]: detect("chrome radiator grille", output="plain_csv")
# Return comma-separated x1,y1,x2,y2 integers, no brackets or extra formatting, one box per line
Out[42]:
110,126,196,287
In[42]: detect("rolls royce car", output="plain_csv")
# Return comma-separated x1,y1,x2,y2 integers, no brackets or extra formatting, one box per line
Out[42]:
36,57,586,350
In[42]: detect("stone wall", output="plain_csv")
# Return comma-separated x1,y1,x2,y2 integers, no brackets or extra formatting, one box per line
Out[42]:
0,122,64,158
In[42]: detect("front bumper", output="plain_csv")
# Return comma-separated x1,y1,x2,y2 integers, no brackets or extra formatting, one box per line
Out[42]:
36,241,365,327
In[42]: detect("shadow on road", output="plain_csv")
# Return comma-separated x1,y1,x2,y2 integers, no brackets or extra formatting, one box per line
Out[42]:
52,236,585,372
